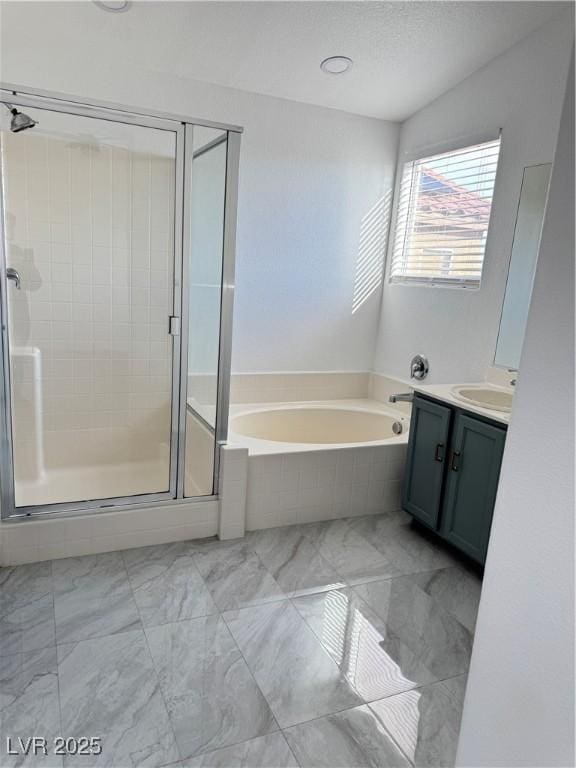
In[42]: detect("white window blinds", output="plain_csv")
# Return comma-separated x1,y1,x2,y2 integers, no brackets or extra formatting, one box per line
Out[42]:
389,137,501,287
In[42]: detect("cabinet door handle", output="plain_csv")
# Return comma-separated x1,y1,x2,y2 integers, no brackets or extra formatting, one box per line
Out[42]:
434,443,445,462
450,450,461,472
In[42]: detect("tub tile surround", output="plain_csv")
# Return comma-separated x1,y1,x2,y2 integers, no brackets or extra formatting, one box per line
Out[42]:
189,371,409,408
242,441,407,531
218,445,248,541
0,512,480,767
231,372,370,404
219,372,413,533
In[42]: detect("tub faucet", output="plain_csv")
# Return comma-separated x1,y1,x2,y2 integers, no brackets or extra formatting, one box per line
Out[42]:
389,393,413,403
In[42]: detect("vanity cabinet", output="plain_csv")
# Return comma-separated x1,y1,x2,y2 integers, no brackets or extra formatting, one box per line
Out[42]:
403,394,507,565
402,398,452,530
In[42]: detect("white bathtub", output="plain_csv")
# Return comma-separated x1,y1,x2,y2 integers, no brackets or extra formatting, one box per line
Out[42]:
229,400,408,453
226,400,410,530
231,405,405,446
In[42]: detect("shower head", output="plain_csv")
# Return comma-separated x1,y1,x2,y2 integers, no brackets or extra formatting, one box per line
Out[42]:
3,104,37,133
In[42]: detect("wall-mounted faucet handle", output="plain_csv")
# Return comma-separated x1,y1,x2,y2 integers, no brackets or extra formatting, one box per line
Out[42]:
6,268,21,289
410,354,429,380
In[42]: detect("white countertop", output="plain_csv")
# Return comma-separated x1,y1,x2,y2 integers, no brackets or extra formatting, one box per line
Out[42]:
412,383,511,425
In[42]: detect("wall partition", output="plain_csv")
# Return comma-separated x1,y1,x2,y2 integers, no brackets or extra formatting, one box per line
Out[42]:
0,85,241,519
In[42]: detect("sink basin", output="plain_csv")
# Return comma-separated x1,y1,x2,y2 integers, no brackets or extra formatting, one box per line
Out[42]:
451,386,513,413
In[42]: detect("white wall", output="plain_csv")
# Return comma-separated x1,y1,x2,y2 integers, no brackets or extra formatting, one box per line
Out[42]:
456,50,574,767
373,10,573,383
0,17,399,374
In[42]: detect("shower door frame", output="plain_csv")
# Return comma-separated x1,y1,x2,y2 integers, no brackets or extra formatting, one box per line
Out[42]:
0,84,241,520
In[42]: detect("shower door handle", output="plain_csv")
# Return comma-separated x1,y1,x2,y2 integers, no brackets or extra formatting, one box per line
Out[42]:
6,268,21,289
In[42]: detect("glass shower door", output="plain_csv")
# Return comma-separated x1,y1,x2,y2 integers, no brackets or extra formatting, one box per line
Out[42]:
184,127,228,497
0,102,179,509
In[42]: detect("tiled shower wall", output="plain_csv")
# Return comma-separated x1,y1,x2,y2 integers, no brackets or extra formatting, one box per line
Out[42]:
1,130,174,476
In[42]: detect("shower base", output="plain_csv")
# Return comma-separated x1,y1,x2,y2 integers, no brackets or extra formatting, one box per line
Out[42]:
14,458,170,508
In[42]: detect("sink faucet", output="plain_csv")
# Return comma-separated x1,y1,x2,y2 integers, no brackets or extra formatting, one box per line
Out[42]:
389,392,413,403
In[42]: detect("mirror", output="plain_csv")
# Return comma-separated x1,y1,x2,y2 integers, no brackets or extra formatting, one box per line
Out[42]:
495,163,551,370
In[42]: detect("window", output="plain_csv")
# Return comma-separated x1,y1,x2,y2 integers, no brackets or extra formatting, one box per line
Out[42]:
389,137,501,287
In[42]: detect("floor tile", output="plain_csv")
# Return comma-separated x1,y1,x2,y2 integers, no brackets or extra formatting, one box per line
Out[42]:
349,513,457,576
193,541,286,611
354,576,473,681
182,732,298,768
58,629,178,768
0,593,56,657
52,552,141,644
0,524,478,768
0,563,54,610
292,588,438,701
284,703,411,768
123,543,217,626
0,563,56,658
0,648,62,768
52,553,130,599
246,526,345,598
223,601,362,728
346,510,412,540
145,615,276,759
369,676,468,767
408,568,482,633
54,590,141,645
301,520,401,585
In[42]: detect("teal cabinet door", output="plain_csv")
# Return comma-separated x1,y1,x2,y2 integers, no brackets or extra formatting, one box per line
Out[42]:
402,396,452,529
440,413,506,564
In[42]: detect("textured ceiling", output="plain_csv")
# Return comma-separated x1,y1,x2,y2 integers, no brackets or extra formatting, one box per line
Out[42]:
0,1,567,121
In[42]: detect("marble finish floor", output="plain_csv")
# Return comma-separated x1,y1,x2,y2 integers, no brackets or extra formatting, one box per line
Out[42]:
0,511,482,768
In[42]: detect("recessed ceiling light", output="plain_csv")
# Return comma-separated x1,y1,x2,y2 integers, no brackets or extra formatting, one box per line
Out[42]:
320,56,353,75
93,0,131,12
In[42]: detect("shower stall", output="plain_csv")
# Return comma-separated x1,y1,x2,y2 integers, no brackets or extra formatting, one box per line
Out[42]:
0,85,241,520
